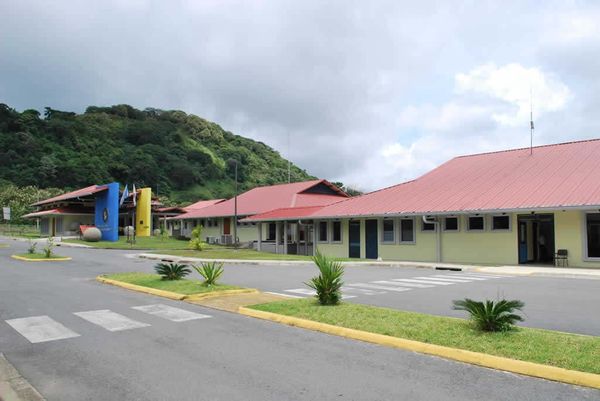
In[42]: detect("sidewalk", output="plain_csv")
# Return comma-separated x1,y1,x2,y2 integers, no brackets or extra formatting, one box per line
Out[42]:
139,253,600,278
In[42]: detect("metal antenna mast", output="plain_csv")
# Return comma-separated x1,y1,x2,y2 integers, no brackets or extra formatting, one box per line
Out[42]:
530,86,534,155
287,132,291,183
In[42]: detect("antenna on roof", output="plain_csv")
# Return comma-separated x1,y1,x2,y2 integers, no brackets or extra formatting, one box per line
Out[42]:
530,86,534,155
287,131,291,183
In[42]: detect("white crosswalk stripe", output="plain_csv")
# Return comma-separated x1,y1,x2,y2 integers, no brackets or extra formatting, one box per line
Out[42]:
341,287,385,295
132,304,211,322
5,315,80,344
74,310,150,332
426,276,474,283
450,273,506,279
348,283,412,292
284,288,356,299
397,278,456,285
372,280,434,288
434,274,488,281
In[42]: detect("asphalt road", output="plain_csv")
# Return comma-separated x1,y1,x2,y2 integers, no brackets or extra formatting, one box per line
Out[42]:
1,240,599,400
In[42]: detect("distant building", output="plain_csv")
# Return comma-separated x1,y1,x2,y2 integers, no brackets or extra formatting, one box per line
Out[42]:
245,139,600,268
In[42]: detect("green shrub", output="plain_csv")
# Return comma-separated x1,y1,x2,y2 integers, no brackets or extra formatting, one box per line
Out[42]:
193,261,224,286
305,251,344,305
43,237,54,258
27,240,37,254
188,225,204,251
154,262,191,280
452,298,525,332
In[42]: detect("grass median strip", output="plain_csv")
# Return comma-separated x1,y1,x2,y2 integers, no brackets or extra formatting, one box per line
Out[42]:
249,298,600,375
102,272,242,295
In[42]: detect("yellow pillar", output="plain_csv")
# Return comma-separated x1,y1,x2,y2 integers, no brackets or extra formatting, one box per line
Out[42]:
136,188,152,237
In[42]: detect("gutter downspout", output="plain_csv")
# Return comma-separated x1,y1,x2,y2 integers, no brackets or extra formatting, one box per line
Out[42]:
422,216,442,263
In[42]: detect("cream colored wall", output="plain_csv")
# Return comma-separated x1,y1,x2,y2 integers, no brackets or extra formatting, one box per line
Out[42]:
316,220,349,258
555,210,600,268
58,215,94,236
379,224,438,262
236,224,259,242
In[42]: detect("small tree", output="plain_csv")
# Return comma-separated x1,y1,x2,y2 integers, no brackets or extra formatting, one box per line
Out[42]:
154,263,191,280
27,240,37,254
188,225,203,251
43,237,54,258
193,261,224,286
305,251,344,305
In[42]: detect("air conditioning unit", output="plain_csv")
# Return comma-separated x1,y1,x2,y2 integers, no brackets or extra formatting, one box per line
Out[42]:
221,234,233,245
206,236,216,244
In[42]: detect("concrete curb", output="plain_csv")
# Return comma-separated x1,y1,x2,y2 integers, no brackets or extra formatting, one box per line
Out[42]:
238,307,600,390
10,255,72,262
0,353,46,401
96,276,258,301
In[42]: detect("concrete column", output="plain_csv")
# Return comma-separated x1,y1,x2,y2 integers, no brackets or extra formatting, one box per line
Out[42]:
283,221,288,255
295,223,300,255
257,222,262,251
275,222,281,254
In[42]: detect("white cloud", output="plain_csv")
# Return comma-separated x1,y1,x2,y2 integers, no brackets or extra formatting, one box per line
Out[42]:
455,63,571,126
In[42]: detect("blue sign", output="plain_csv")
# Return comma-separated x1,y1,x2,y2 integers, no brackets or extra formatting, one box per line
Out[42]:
94,182,119,241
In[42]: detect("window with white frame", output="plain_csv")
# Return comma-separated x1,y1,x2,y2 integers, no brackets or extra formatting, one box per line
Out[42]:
586,213,600,258
444,217,459,231
332,221,342,242
492,215,511,230
382,219,395,243
400,219,415,243
318,221,329,242
468,216,485,231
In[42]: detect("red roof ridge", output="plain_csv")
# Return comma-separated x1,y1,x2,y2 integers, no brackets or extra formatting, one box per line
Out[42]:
453,137,600,160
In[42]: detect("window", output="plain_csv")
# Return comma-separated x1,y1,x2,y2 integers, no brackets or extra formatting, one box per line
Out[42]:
382,219,395,243
444,217,458,231
318,221,329,242
267,223,276,241
492,215,510,230
400,219,414,243
332,221,342,242
184,221,188,230
586,213,600,258
468,216,485,230
422,219,436,231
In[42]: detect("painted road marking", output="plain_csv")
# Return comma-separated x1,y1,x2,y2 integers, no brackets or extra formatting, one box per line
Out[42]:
427,276,475,283
132,304,211,322
5,316,80,343
452,273,507,279
341,287,385,295
396,278,455,286
74,310,150,332
284,288,356,299
348,283,412,292
434,274,488,281
372,280,434,289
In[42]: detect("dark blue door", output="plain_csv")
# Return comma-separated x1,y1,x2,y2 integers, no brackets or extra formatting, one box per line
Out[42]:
365,219,378,259
348,221,361,258
518,220,528,264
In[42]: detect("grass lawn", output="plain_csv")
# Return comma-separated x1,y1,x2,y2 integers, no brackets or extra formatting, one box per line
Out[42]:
250,299,600,374
103,272,242,295
64,236,190,250
161,247,317,261
14,252,67,260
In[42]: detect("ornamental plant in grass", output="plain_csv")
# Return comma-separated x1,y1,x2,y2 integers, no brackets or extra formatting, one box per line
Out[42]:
305,251,344,305
43,237,54,258
27,240,37,254
154,263,191,280
452,298,525,332
193,261,224,286
188,226,203,251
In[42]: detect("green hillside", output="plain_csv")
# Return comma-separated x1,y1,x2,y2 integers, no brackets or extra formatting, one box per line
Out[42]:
0,103,314,204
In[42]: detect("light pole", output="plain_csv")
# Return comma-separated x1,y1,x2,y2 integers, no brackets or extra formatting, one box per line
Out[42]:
228,159,239,248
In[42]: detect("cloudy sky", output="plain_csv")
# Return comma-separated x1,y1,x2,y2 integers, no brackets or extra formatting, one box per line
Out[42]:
1,1,599,191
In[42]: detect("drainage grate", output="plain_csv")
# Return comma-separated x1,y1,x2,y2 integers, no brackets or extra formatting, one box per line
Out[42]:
435,267,462,271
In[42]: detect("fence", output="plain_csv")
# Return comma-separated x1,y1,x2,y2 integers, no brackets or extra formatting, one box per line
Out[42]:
0,223,42,238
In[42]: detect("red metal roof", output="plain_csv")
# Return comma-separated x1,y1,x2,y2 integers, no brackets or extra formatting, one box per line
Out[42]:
171,180,347,220
22,207,94,218
33,185,107,206
248,139,600,220
243,206,326,221
184,199,225,211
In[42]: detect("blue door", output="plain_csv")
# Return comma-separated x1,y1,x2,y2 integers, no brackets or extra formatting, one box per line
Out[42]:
365,219,378,259
518,220,528,264
348,221,361,258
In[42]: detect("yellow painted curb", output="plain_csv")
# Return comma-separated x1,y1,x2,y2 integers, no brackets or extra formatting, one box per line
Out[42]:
96,276,186,300
238,307,600,390
11,255,72,262
183,288,259,301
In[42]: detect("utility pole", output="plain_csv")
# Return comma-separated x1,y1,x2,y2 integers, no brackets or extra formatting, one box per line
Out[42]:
234,160,238,248
530,86,534,155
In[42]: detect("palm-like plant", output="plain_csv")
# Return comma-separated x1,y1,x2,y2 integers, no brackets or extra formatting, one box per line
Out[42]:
452,298,525,332
305,251,344,305
192,262,224,286
154,262,191,280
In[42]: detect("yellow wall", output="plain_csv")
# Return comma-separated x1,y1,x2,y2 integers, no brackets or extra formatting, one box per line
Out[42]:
555,210,600,268
136,188,152,237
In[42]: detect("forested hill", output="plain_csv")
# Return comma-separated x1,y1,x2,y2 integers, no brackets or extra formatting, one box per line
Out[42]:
0,104,315,203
